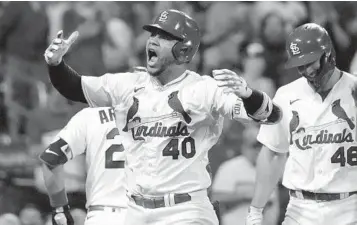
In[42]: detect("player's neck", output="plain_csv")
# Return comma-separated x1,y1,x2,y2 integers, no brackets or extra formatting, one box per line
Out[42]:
318,68,341,93
155,65,187,86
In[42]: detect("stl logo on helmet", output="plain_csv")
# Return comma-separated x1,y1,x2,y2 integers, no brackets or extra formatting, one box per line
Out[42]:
159,11,169,23
290,42,301,55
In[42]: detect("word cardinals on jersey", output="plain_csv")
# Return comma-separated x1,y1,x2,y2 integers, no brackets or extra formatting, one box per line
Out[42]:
258,72,357,193
80,68,254,195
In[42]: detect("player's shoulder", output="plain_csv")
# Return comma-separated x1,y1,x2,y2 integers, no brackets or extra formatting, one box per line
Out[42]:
103,67,149,85
180,71,219,102
68,107,117,137
78,106,113,115
277,77,306,93
342,71,357,83
275,77,306,98
338,71,357,94
72,107,113,122
185,70,217,88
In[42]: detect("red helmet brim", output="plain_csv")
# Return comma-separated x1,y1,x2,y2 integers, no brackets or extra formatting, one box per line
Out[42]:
285,51,323,69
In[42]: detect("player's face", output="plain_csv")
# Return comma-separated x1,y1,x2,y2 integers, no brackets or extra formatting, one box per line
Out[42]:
146,29,178,76
297,58,333,91
297,59,320,79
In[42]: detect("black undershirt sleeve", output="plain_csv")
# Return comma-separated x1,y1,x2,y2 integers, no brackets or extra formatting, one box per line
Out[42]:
242,89,282,124
48,60,87,103
268,103,282,124
242,89,264,116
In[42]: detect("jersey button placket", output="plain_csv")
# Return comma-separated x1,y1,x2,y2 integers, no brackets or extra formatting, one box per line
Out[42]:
146,148,155,176
142,148,151,176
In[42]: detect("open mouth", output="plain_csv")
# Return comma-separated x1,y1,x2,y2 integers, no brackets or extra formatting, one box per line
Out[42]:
148,49,157,60
147,48,158,66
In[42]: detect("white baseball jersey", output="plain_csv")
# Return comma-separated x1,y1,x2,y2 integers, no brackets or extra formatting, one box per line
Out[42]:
55,107,127,208
81,70,251,196
258,72,357,193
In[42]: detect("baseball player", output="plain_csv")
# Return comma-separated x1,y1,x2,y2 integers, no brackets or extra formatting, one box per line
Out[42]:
246,23,357,225
43,9,282,225
39,106,127,225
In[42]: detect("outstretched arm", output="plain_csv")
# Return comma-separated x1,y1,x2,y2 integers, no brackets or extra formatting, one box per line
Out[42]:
44,31,122,107
240,88,282,124
251,146,287,208
48,60,87,103
246,146,287,225
212,69,282,124
45,30,86,103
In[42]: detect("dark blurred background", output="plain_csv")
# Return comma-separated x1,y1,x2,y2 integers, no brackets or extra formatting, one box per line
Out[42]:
0,2,357,225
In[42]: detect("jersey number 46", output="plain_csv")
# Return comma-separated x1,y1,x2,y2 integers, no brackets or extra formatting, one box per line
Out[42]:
331,146,357,167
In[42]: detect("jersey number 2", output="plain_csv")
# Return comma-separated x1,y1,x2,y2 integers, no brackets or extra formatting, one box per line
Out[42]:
162,137,196,160
105,128,125,169
331,146,357,167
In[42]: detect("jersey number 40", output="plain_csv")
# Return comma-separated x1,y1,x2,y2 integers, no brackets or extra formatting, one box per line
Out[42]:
162,137,196,160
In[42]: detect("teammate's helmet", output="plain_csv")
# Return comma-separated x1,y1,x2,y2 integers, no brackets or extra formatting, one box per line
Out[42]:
285,23,335,69
143,9,200,64
285,23,336,88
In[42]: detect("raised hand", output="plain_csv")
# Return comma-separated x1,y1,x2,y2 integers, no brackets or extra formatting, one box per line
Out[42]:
213,69,253,98
44,30,79,66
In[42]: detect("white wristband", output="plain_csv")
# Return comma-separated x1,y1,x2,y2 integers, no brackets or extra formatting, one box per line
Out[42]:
249,206,264,214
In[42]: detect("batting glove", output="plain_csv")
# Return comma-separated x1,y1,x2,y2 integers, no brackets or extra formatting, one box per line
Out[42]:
44,30,79,66
246,206,264,225
52,205,74,225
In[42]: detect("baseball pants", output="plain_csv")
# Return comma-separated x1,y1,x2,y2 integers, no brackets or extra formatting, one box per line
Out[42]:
282,193,357,225
124,191,219,225
85,206,126,225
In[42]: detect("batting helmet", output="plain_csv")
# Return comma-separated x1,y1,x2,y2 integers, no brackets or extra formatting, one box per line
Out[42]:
285,23,336,69
143,9,200,64
285,23,336,88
